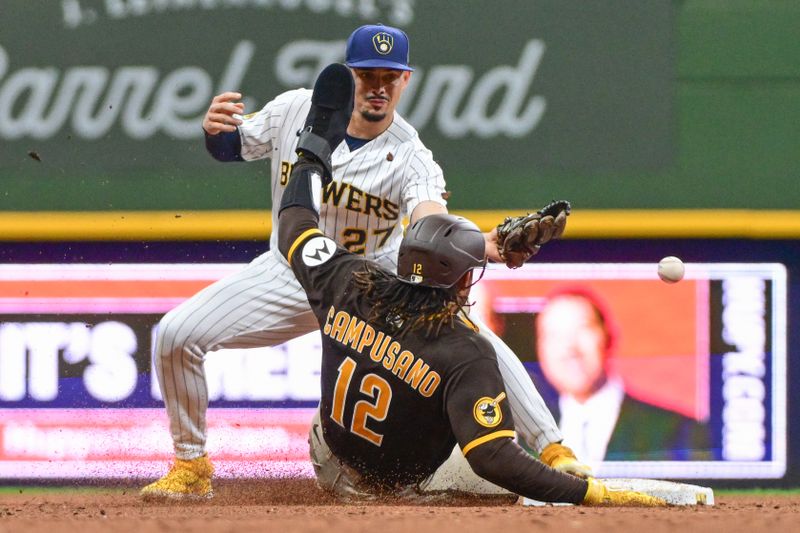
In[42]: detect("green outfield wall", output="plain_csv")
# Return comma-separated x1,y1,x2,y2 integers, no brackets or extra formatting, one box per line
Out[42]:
0,0,798,213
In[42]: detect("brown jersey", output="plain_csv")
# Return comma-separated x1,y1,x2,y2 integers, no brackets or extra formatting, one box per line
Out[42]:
287,230,516,488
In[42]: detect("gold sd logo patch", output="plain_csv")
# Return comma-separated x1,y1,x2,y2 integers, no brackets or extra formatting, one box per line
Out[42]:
473,392,507,428
372,32,393,55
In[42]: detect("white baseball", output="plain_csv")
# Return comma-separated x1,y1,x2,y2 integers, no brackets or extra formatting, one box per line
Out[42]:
658,256,685,283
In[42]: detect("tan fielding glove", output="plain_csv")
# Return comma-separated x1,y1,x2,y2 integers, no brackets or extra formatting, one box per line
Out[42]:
495,200,571,269
539,442,593,479
582,478,667,507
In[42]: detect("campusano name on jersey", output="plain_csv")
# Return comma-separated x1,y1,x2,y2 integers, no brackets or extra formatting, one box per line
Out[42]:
322,306,441,398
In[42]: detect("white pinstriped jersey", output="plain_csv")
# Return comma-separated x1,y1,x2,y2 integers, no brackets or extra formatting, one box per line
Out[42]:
239,89,447,271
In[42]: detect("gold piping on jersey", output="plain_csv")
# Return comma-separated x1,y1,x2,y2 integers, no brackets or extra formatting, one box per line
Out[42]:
462,430,516,456
458,312,480,332
287,228,323,266
323,306,442,398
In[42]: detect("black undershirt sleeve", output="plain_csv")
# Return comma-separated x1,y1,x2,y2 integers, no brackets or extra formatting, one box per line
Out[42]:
466,437,588,504
204,129,244,162
277,157,329,261
277,206,319,260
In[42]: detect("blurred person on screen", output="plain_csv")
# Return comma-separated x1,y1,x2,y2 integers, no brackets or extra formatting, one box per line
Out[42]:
534,287,710,463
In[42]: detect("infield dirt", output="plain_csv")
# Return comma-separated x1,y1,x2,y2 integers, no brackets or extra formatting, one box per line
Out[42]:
1,478,797,533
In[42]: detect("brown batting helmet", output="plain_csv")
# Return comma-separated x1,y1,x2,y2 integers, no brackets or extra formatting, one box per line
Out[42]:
397,214,487,289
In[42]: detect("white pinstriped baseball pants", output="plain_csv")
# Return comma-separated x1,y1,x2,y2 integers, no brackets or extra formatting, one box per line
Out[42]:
153,249,562,460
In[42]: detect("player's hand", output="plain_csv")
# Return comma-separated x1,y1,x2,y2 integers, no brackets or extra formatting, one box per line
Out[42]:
483,227,504,263
539,442,593,479
582,478,667,507
203,92,245,135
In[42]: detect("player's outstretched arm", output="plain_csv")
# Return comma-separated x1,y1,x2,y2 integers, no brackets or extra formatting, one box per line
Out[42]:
277,63,355,260
466,438,665,506
277,161,325,261
466,436,587,504
408,201,504,262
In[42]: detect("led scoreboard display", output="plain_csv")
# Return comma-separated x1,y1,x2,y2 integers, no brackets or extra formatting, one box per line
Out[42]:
0,263,787,480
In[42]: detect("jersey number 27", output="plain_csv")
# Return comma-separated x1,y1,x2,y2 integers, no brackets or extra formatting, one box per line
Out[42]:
330,357,393,446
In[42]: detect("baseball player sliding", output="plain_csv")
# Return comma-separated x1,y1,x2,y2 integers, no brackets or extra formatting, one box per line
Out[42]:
272,62,663,504
141,24,588,500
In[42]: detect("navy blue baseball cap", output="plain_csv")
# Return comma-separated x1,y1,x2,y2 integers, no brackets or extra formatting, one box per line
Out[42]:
345,24,414,71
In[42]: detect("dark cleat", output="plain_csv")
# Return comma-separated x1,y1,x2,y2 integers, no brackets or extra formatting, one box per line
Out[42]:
296,63,355,184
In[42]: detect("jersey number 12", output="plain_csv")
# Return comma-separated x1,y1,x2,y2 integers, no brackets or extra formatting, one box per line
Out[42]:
330,357,393,446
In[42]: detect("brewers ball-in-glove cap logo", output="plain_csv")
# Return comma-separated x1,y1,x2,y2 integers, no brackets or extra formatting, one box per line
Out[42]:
345,24,414,71
473,392,507,428
373,32,393,55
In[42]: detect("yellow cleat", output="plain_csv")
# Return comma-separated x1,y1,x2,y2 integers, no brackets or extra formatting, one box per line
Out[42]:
140,455,214,501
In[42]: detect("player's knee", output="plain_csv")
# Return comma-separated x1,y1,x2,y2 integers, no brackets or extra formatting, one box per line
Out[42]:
154,308,201,360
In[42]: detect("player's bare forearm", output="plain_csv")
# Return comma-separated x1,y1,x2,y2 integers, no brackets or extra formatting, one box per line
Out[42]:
483,227,503,263
409,200,447,224
409,201,500,262
466,437,588,504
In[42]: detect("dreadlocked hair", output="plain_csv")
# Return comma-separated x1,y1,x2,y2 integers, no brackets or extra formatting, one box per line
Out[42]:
352,264,467,339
